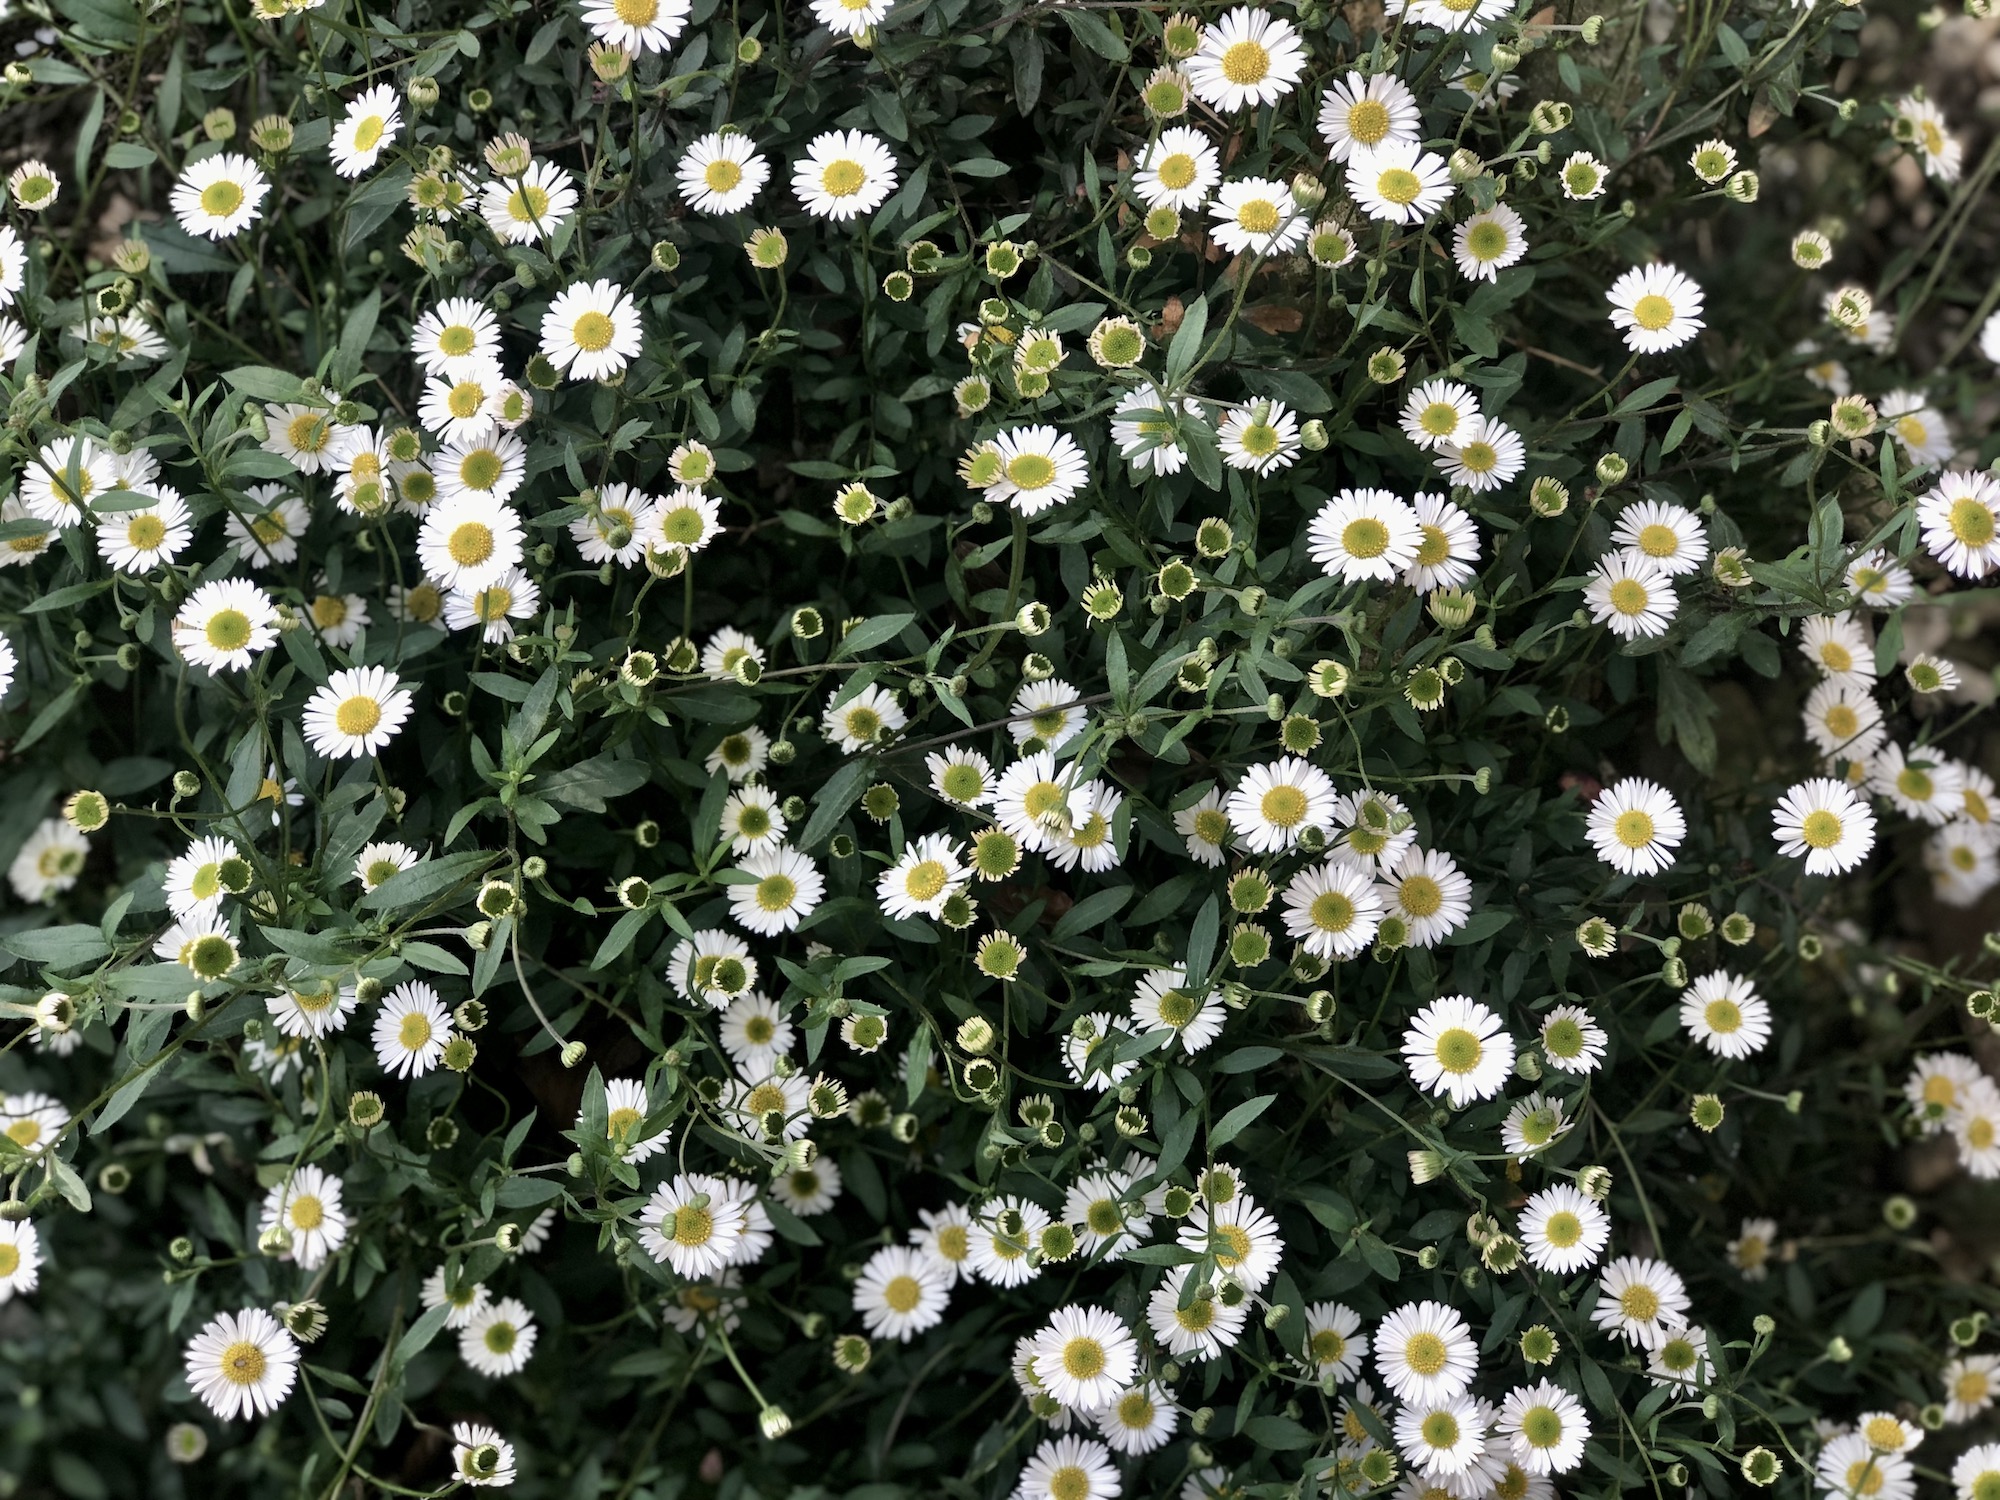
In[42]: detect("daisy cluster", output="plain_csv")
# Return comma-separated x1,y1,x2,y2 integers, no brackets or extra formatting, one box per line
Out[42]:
0,0,1998,1493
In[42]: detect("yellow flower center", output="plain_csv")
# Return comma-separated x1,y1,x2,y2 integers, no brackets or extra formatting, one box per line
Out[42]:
1951,497,1996,547
1236,197,1280,235
571,311,616,353
509,184,551,223
883,1274,922,1312
398,1010,432,1049
1346,98,1390,144
336,696,381,736
289,1194,324,1231
1434,1027,1482,1074
704,159,743,192
1049,1466,1091,1500
821,159,866,198
1800,809,1843,849
1343,517,1389,558
1310,890,1355,933
1619,1284,1660,1321
1005,452,1055,490
614,0,658,21
1157,152,1197,190
1465,220,1509,260
1377,167,1422,205
1219,39,1270,85
1632,294,1676,332
1404,1331,1447,1376
1544,1211,1582,1247
1399,874,1442,916
205,609,253,651
904,859,948,902
220,1340,267,1385
1637,523,1679,558
448,521,495,566
1614,809,1655,849
1703,999,1743,1034
1260,784,1308,828
201,180,245,217
755,874,796,912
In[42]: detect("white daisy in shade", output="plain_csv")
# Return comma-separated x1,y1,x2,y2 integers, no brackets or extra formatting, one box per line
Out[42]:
1728,1218,1778,1282
8,820,88,905
1773,776,1877,875
1347,142,1453,224
1680,970,1771,1059
411,297,501,374
1816,1434,1915,1500
1147,1264,1247,1361
667,928,757,1007
261,403,343,474
1881,389,1953,469
334,822,396,884
1094,1381,1178,1455
1870,743,1964,825
1032,1305,1139,1411
303,666,413,760
1845,549,1914,609
720,786,786,854
792,130,898,220
1931,826,2000,909
1906,1052,1987,1133
1606,263,1704,352
171,153,269,238
1498,1381,1589,1474
446,570,540,645
172,578,280,673
1376,846,1471,948
1540,1004,1607,1075
0,1093,67,1155
1308,487,1422,582
642,485,720,558
1404,493,1481,593
1282,857,1384,960
812,0,891,36
909,1203,976,1286
305,584,369,650
0,226,21,305
822,682,907,753
1919,468,2000,578
259,1164,348,1270
265,981,359,1040
717,992,793,1078
1399,377,1480,451
1014,1434,1123,1500
372,980,454,1078
1064,1167,1147,1250
0,636,12,702
1173,787,1232,866
1591,1256,1690,1349
1113,392,1206,477
1436,415,1524,492
1801,680,1885,761
771,1157,842,1216
1502,1092,1572,1161
1227,755,1336,853
19,434,108,525
1303,1302,1369,1383
1332,789,1417,870
854,1244,949,1341
481,160,578,244
328,84,400,177
1394,1394,1486,1476
1318,70,1419,160
640,1172,748,1278
1178,1194,1284,1292
579,0,690,52
968,1196,1049,1288
450,1422,517,1488
1374,1300,1477,1405
1952,1083,2000,1180
1401,0,1514,30
1010,677,1087,750
155,919,236,978
1050,780,1123,875
418,491,525,591
1518,1183,1608,1273
419,360,505,444
985,425,1089,514
599,1077,669,1163
1799,612,1876,683
1186,6,1306,111
1132,126,1220,211
1129,965,1225,1054
704,727,770,784
1946,1354,2000,1424
1207,177,1308,255
992,750,1091,853
461,1296,537,1377
1611,498,1708,576
729,845,824,936
1584,777,1685,877
540,278,641,381
184,1308,299,1419
435,432,527,508
163,834,244,919
0,1219,40,1302
1647,1326,1711,1388
1218,398,1301,475
1954,1444,2000,1500
1453,204,1527,281
0,319,24,369
677,131,770,214
877,833,968,920
1402,994,1514,1107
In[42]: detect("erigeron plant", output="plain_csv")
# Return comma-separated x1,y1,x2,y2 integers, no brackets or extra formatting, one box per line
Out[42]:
0,0,1995,1495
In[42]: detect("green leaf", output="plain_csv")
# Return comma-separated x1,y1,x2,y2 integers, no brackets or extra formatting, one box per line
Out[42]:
540,755,650,812
830,613,916,661
341,164,415,255
1210,1093,1275,1147
222,365,310,404
358,850,495,912
797,758,871,851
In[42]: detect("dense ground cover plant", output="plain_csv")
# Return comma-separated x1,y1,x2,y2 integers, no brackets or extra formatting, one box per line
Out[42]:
1,0,1999,1493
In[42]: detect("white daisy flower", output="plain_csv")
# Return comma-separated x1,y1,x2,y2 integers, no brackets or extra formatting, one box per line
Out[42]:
718,787,786,856
0,1092,68,1154
481,160,578,244
1132,127,1221,211
1347,142,1454,224
1453,204,1527,281
1394,1394,1486,1477
1519,1183,1609,1273
1930,826,2000,909
968,1196,1049,1288
772,1156,841,1217
678,131,770,213
20,434,109,525
1374,1300,1477,1405
811,0,892,36
1177,1193,1284,1292
171,153,269,238
647,484,723,556
461,1296,538,1377
1881,389,1953,468
265,981,359,1040
1897,92,1963,183
450,1422,518,1487
1308,487,1422,583
183,1308,299,1419
926,747,996,809
1217,398,1301,476
1606,263,1704,353
445,569,540,645
329,84,401,177
1331,789,1417,870
854,1244,950,1342
1816,1435,1915,1500
259,1164,348,1270
1303,1302,1369,1383
1049,780,1123,874
1404,493,1481,593
579,0,690,52
1648,1327,1712,1388
0,1219,40,1303
1584,778,1685,877
1207,177,1308,255
224,488,311,567
640,1172,748,1278
1093,1381,1178,1455
667,928,757,1007
704,728,770,785
1399,378,1480,451
540,278,642,381
7,819,88,905
1801,680,1885,761
1112,392,1207,477
1013,1435,1123,1500
0,226,22,306
261,403,342,475
701,625,766,683
1728,1217,1778,1282
729,845,824,936
1062,1023,1137,1095
372,980,454,1078
433,430,527,506
909,1203,976,1286
1918,469,2000,578
1947,1355,2000,1424
1870,743,1964,825
1032,1305,1140,1411
1226,756,1335,853
1402,994,1514,1107
1611,498,1708,576
1186,7,1306,112
95,487,192,574
1799,612,1877,683
792,130,899,220
303,666,414,760
1375,846,1470,948
163,835,246,919
1954,1444,2000,1500
1400,0,1515,30
1952,1084,2000,1180
411,297,502,374
1010,677,1088,750
1498,1381,1588,1474
985,425,1090,514
305,584,370,650
1147,1264,1248,1361
1591,1256,1690,1349
1906,1053,1988,1132
1435,416,1524,492
1129,965,1225,1054
877,833,968,921
822,683,906,753
172,578,280,673
1173,787,1232,866
1680,970,1772,1059
1844,549,1914,609
1318,70,1420,161
419,361,506,445
600,1077,669,1163
1773,776,1877,874
1282,857,1385,960
1063,1166,1148,1251
717,992,793,1078
417,491,525,591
